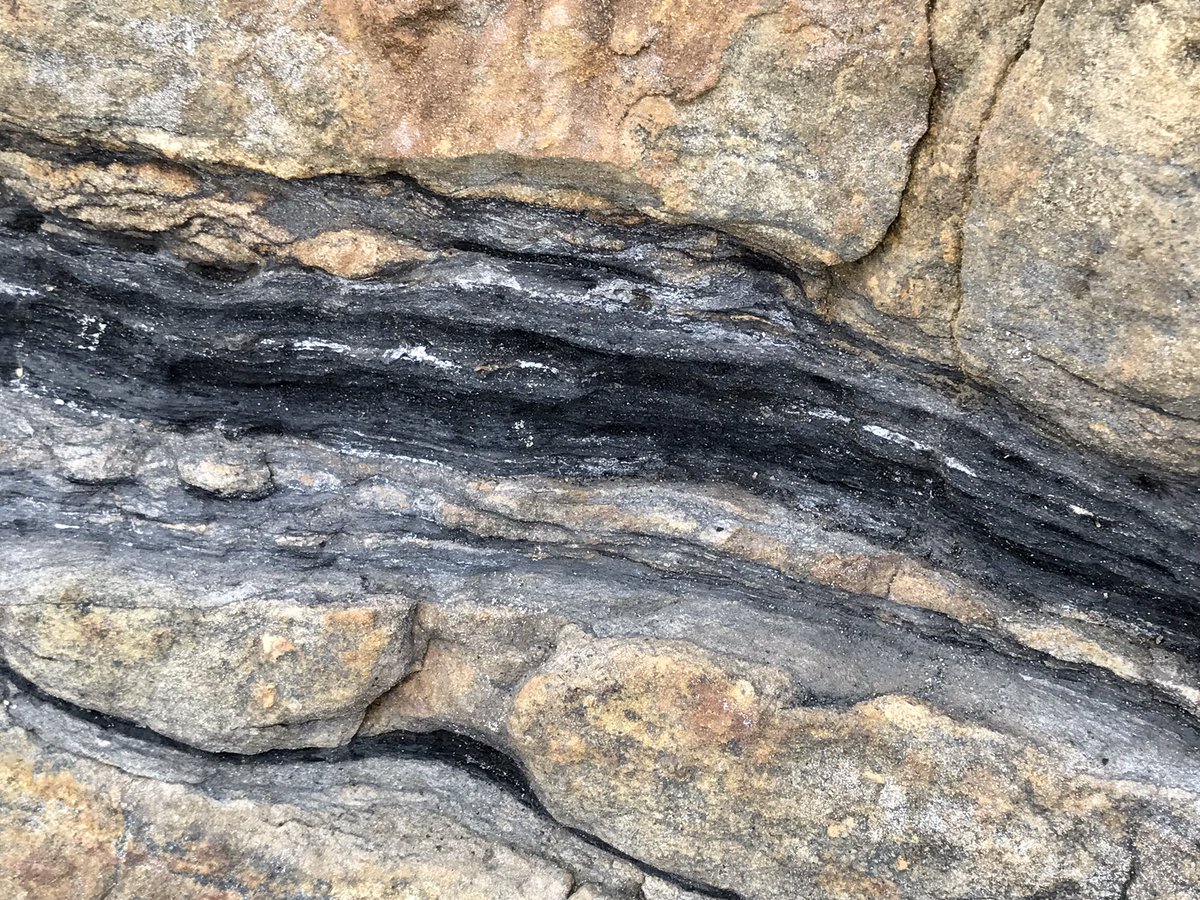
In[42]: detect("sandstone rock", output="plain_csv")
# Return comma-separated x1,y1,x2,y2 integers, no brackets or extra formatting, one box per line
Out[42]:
6,535,1199,898
0,426,1198,897
8,388,1198,731
361,601,566,741
0,149,437,276
639,878,710,900
1,0,1196,476
49,424,148,485
289,228,432,278
1,3,1199,894
0,149,289,268
959,0,1200,473
0,0,932,267
0,675,648,900
827,0,1041,359
507,635,1149,899
0,563,418,752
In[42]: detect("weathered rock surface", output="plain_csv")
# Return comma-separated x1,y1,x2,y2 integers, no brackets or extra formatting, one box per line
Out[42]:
0,674,654,900
827,0,1042,357
959,0,1200,474
1,0,1199,897
2,314,1200,895
1,1,1195,471
510,636,1199,899
0,0,932,267
0,565,417,752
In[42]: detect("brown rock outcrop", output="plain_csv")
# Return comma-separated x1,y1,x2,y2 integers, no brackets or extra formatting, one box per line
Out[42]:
0,565,418,752
958,0,1200,473
0,676,647,900
0,0,933,267
507,635,1196,900
1,0,1196,469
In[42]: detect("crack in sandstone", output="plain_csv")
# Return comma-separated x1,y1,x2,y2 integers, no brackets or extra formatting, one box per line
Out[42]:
833,0,941,272
2,664,741,900
1026,347,1200,424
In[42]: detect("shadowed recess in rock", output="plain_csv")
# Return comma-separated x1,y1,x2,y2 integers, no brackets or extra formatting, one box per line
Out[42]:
1,666,741,899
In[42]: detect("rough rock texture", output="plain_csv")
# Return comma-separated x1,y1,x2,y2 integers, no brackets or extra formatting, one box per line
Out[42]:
827,0,1042,357
959,0,1200,474
0,0,932,267
510,637,1197,900
0,569,418,752
0,675,653,900
0,1,1195,471
1,1,1199,898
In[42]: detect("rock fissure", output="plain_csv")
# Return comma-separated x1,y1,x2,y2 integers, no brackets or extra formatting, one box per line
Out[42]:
2,663,739,900
947,0,1049,367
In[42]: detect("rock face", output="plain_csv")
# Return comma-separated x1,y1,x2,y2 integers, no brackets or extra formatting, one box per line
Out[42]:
1,1,1199,899
0,0,932,267
959,0,1200,474
0,566,418,752
510,637,1200,900
1,0,1196,470
0,675,649,900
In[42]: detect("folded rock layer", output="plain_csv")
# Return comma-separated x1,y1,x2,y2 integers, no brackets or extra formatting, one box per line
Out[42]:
0,0,1198,898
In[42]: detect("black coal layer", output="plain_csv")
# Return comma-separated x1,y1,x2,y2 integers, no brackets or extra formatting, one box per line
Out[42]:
0,147,1197,653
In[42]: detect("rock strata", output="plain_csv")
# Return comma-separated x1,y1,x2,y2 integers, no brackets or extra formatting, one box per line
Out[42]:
0,0,933,267
0,1,1198,898
0,674,651,900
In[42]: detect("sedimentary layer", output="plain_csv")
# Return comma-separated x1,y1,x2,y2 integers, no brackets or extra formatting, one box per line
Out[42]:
2,139,1199,898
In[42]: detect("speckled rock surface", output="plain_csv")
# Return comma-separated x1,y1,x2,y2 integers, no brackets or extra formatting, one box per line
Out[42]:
0,567,417,752
1,1,1195,470
509,636,1198,900
1,1,1199,898
0,0,932,267
0,674,652,900
958,0,1200,474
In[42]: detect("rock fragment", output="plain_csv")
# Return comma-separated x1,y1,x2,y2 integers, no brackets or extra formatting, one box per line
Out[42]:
0,565,418,753
175,435,274,500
